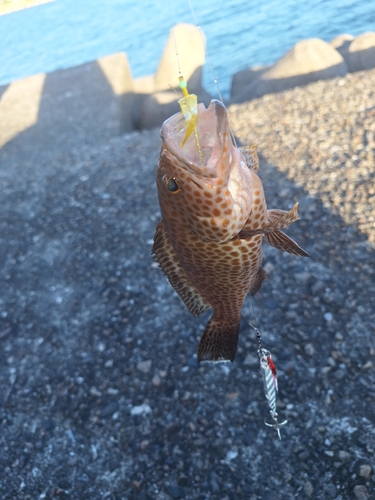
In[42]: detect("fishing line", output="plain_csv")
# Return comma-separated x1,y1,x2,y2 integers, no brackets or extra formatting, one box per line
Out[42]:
185,0,238,148
186,0,224,105
167,0,182,79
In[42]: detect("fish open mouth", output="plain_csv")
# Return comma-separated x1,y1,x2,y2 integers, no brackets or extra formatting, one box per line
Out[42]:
161,99,231,178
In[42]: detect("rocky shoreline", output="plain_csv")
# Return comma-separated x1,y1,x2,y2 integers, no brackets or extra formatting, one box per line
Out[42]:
0,61,374,499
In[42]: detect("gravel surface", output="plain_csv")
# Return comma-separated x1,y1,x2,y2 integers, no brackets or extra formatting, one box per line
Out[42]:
0,68,374,500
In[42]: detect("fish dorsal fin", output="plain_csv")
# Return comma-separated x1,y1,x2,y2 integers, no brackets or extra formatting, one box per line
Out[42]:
239,145,259,172
152,221,211,317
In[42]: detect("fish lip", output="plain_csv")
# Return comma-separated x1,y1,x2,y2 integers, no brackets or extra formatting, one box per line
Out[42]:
160,99,231,180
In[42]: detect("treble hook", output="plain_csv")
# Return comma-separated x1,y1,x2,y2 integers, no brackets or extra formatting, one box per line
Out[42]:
265,412,288,440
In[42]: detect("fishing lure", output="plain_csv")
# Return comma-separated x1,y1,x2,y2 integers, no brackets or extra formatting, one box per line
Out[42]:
177,75,204,164
250,322,287,439
259,348,287,439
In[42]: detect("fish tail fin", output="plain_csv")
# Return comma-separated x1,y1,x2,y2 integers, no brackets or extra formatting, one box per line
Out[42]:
198,316,240,363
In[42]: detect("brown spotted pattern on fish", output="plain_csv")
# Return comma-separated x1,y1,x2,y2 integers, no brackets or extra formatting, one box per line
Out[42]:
153,99,309,362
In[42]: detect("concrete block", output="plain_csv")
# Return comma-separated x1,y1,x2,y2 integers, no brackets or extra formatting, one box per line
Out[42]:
155,23,205,93
0,52,136,161
233,38,347,103
346,32,375,72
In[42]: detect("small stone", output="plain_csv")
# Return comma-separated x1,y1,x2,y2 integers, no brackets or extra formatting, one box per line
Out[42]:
295,271,311,282
243,353,258,366
263,262,274,274
100,401,119,418
358,464,372,479
322,367,332,375
324,394,332,405
299,450,310,460
333,369,346,379
304,343,315,356
156,495,173,500
136,359,152,373
303,481,314,497
132,480,142,492
285,310,297,319
225,449,238,461
324,483,337,498
362,361,373,370
152,375,161,386
91,444,97,460
130,403,152,416
104,359,114,368
106,387,119,395
338,450,351,462
327,356,336,367
89,386,102,397
324,450,334,457
140,440,149,450
353,485,369,500
97,341,106,352
165,484,185,499
209,471,220,492
324,312,333,321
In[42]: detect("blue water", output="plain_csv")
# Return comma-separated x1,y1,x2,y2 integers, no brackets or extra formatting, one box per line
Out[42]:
0,0,374,97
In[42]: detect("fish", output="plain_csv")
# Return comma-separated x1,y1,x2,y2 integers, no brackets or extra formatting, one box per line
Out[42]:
152,98,308,362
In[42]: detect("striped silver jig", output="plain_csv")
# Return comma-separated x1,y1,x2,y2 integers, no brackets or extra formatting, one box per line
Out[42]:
258,347,287,440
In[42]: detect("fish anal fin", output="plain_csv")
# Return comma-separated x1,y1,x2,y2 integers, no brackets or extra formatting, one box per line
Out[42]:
152,221,211,317
264,230,310,257
239,144,259,172
249,267,268,296
198,317,240,362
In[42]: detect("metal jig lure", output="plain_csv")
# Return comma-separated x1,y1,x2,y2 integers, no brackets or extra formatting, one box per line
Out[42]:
250,323,287,440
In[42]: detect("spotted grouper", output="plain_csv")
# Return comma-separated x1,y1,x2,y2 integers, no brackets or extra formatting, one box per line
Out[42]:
153,99,308,362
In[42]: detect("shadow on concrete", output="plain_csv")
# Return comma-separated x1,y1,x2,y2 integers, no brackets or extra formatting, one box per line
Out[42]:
346,45,375,72
0,59,139,164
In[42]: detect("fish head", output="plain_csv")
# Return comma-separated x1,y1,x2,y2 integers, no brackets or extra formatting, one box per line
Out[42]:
157,99,256,242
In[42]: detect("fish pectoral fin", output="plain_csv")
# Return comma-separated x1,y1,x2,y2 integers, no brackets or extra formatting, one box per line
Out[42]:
264,230,310,257
238,203,300,239
265,203,299,230
152,221,211,317
239,145,259,172
249,267,268,296
198,316,240,362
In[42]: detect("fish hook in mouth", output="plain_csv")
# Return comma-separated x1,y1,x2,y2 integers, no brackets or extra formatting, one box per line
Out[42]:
161,99,233,179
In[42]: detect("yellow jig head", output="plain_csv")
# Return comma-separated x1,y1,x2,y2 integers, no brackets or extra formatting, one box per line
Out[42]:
178,76,203,164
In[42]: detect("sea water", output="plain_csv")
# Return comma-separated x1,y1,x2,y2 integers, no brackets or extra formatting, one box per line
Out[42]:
0,0,374,97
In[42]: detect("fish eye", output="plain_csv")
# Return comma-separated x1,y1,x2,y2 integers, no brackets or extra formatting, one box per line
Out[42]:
166,178,181,194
